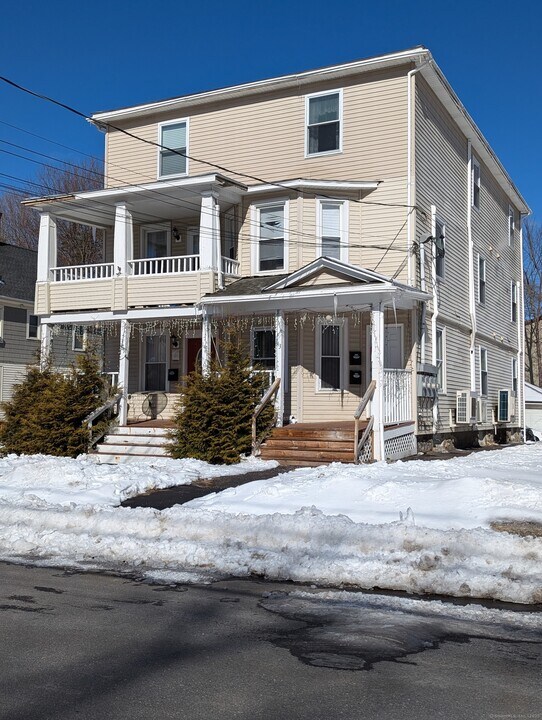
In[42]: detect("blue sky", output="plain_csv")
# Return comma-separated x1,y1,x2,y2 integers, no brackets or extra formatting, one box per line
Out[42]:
0,0,540,218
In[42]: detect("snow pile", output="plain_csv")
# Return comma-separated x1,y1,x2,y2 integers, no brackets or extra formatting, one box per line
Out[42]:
0,446,541,604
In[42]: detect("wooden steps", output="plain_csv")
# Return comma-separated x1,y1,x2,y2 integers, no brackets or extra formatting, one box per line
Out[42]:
259,422,366,466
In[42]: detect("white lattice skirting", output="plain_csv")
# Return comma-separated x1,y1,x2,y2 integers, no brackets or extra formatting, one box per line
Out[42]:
384,423,417,460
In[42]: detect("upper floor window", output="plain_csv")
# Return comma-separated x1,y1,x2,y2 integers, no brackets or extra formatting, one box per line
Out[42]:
255,203,286,273
508,205,515,246
27,313,39,340
435,217,445,279
478,255,486,304
317,200,347,262
306,91,342,156
159,120,188,177
511,281,518,322
472,156,481,209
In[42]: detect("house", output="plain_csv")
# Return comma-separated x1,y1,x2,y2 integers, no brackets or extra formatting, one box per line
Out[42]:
525,382,542,438
24,46,529,462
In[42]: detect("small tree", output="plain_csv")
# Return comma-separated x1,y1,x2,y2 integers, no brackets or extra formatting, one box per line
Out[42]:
168,339,273,464
0,353,108,457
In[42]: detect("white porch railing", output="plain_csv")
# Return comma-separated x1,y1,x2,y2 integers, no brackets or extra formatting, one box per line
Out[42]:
222,256,240,276
51,263,115,282
383,369,412,424
129,255,200,275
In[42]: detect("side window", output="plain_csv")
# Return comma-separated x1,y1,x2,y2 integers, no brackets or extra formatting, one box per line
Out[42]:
472,156,481,209
27,313,39,340
511,281,518,322
435,217,445,279
158,120,188,178
435,327,446,392
478,255,486,304
317,200,346,261
73,325,86,352
306,91,342,156
480,347,488,396
512,357,518,394
508,205,515,246
255,203,286,273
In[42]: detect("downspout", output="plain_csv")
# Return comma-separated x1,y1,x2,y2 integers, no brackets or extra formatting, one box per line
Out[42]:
430,204,440,429
519,217,526,439
467,140,477,393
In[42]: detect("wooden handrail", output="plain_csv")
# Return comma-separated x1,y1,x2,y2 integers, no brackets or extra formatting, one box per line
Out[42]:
251,377,281,453
83,392,123,445
354,380,376,463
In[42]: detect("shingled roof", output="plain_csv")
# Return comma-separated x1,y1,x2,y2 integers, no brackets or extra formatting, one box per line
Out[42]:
0,242,37,302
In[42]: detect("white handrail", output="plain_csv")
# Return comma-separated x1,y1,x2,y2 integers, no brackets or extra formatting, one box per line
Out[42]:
51,263,115,282
222,256,240,276
129,255,200,275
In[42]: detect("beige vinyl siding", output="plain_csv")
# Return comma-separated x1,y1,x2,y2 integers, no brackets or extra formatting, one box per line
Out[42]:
126,271,214,307
49,280,114,313
105,67,408,191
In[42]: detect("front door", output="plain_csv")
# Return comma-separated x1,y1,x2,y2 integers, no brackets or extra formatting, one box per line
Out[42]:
384,325,403,369
145,335,167,391
186,338,202,375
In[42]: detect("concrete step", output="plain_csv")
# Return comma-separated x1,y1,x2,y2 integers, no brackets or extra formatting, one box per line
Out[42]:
93,452,168,464
102,434,168,447
94,443,169,456
110,426,170,437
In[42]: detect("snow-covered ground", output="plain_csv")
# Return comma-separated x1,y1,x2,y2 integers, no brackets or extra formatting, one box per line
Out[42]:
0,445,541,604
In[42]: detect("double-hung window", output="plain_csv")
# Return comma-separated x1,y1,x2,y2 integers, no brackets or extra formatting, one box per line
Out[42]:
159,120,188,177
480,347,488,396
317,200,346,261
317,321,344,391
435,327,446,392
508,205,515,246
73,325,86,352
27,313,39,340
478,255,486,304
256,204,286,272
511,281,518,322
252,329,275,370
435,217,445,279
472,156,480,209
512,357,518,394
306,91,342,156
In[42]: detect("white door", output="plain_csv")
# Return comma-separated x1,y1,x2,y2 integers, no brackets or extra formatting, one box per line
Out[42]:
384,325,403,369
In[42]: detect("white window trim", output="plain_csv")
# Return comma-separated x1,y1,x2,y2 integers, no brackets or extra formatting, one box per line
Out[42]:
26,312,40,340
305,88,343,159
434,215,446,281
511,280,518,323
141,333,169,393
511,357,518,395
72,325,87,352
472,156,481,210
477,254,486,305
186,226,199,256
316,318,347,393
435,325,447,394
479,346,488,397
316,198,348,263
141,222,172,259
508,204,515,246
251,199,289,275
0,306,3,339
157,117,189,180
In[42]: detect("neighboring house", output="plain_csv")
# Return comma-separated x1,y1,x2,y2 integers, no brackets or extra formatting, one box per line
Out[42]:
25,46,529,461
525,382,542,437
0,243,40,414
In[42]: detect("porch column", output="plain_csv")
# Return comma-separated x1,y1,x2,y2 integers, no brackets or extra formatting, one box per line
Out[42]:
39,324,52,369
274,310,285,427
199,191,220,275
201,310,212,377
118,319,130,425
113,203,133,276
37,213,57,282
370,303,385,461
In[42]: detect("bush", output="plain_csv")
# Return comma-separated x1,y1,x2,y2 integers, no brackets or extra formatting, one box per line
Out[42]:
0,353,109,457
167,339,274,464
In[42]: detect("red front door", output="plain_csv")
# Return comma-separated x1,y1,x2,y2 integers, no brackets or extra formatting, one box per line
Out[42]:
186,338,202,375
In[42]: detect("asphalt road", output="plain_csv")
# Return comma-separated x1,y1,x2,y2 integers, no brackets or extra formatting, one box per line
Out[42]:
1,562,541,720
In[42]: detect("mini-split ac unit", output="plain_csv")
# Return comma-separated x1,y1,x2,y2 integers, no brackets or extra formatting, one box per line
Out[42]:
456,390,477,424
497,389,516,423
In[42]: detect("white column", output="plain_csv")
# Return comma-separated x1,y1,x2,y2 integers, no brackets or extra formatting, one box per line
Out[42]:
199,191,220,273
118,319,130,425
113,203,133,275
371,303,385,461
37,213,57,282
274,310,285,427
201,311,212,376
39,324,52,369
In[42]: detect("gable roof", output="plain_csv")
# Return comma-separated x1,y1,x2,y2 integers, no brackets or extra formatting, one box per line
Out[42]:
525,382,542,404
0,242,37,302
264,257,394,291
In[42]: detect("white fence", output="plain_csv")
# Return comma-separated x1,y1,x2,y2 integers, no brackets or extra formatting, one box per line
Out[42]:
129,255,200,275
383,369,412,424
51,263,115,282
222,257,240,276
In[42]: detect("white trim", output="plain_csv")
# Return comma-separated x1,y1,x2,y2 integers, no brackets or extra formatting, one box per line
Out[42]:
157,118,189,179
315,318,347,392
141,222,172,259
265,256,393,291
511,280,518,323
72,325,87,352
511,356,518,395
26,312,40,340
477,254,486,305
247,179,379,194
316,198,348,263
41,306,200,325
187,226,200,256
435,325,447,394
305,88,343,158
471,155,481,210
479,345,488,397
252,199,289,275
251,326,275,369
0,306,3,339
508,204,515,246
142,333,169,393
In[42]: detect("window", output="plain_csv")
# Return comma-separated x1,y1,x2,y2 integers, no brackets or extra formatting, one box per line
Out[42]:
512,357,518,394
480,347,488,396
478,255,486,304
435,217,445,279
306,91,342,156
317,321,344,391
158,120,187,177
511,281,518,322
255,203,286,272
252,329,275,370
27,313,39,340
435,327,446,392
472,156,480,209
508,205,515,246
317,200,347,261
73,325,86,352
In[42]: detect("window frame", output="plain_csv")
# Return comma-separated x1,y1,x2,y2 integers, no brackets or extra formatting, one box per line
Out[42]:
72,325,87,353
478,254,486,305
316,198,348,263
435,326,447,394
512,357,518,395
435,216,446,280
252,200,289,275
305,89,343,158
141,222,172,260
157,118,189,179
472,156,481,209
479,346,488,397
251,327,276,371
508,205,515,246
315,318,347,393
511,280,518,323
26,312,40,340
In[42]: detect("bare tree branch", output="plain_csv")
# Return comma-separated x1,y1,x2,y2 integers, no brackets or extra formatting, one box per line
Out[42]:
523,218,542,386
